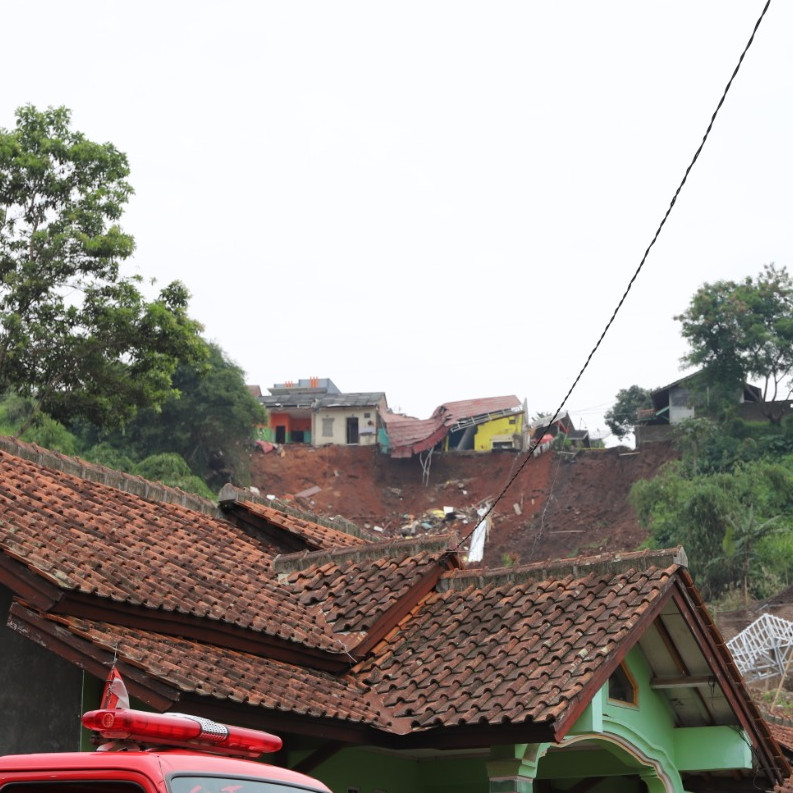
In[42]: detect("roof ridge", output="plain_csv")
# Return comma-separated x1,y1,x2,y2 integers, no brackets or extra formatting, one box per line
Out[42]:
218,482,372,540
0,436,218,515
273,533,460,574
438,546,687,591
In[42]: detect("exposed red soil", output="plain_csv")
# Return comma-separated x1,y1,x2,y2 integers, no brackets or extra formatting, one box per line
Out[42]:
249,441,679,568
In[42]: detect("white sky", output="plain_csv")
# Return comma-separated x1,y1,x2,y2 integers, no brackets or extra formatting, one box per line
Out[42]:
3,2,792,444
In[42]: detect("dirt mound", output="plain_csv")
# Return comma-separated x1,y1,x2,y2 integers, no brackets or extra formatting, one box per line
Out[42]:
249,441,678,568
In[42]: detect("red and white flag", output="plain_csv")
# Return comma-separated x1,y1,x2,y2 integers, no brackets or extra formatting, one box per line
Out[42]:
100,666,130,710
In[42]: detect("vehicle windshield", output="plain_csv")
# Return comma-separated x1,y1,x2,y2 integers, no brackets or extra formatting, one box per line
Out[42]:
169,777,324,793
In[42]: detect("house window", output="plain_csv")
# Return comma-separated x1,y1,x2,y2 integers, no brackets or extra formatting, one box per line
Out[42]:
608,662,638,705
322,418,334,437
364,412,371,418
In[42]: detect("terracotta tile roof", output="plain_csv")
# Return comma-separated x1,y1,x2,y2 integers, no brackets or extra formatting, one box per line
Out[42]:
355,549,678,734
0,436,216,515
14,607,399,731
278,536,459,637
0,438,786,784
0,447,343,653
778,779,793,793
772,722,793,754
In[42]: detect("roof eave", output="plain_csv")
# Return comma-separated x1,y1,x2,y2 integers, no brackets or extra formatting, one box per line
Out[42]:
39,591,353,674
673,569,791,785
8,601,178,711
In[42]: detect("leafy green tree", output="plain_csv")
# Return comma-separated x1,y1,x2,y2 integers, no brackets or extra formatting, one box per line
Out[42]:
17,413,79,455
0,393,79,454
721,507,783,604
0,104,205,430
632,464,737,597
135,453,214,499
604,385,652,440
82,441,136,473
114,342,266,490
632,457,793,600
675,264,793,423
673,417,719,474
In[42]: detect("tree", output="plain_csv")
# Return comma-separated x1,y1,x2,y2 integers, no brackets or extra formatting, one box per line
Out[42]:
673,416,718,474
113,342,266,490
134,453,214,499
675,263,793,423
604,385,652,440
721,507,783,604
631,457,793,600
0,105,205,429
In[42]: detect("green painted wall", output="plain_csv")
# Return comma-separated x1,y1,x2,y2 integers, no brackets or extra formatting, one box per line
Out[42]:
304,748,488,793
601,646,677,753
418,753,489,793
301,747,420,793
673,726,752,771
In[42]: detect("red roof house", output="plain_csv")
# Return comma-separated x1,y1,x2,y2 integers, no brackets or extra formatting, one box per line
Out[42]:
0,436,788,792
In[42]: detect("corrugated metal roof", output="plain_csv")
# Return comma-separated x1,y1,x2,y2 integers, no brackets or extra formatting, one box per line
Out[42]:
316,392,386,409
261,391,386,410
383,396,522,458
434,395,522,423
380,413,446,458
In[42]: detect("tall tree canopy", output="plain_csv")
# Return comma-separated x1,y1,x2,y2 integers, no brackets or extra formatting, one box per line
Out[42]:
675,263,793,421
604,385,652,440
0,105,205,428
112,342,266,489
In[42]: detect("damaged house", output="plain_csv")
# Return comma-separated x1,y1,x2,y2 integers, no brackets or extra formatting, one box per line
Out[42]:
381,396,528,459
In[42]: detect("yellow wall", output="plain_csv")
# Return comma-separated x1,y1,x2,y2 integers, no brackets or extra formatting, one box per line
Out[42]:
474,414,523,451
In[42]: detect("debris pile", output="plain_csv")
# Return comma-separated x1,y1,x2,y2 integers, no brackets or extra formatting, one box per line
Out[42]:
397,501,488,538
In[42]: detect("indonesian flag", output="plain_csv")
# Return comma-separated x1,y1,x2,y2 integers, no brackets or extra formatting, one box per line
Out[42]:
100,666,130,710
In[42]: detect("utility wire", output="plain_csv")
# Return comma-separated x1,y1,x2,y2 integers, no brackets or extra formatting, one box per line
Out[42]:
455,0,773,554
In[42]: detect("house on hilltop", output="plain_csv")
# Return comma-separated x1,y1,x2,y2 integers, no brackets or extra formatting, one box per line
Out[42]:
0,436,789,792
636,372,764,446
529,411,579,446
256,378,386,446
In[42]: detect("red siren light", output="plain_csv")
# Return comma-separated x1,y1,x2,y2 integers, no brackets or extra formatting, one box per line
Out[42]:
82,709,283,759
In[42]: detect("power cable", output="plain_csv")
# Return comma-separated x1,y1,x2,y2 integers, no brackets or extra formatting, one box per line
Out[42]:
454,0,774,554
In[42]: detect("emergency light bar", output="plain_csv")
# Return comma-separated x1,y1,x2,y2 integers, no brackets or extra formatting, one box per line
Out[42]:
82,709,283,759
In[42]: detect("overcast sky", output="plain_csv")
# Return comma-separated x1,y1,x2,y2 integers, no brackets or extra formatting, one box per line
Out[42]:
3,2,791,444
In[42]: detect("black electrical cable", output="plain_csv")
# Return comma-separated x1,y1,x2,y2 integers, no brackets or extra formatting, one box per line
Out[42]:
455,0,774,555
